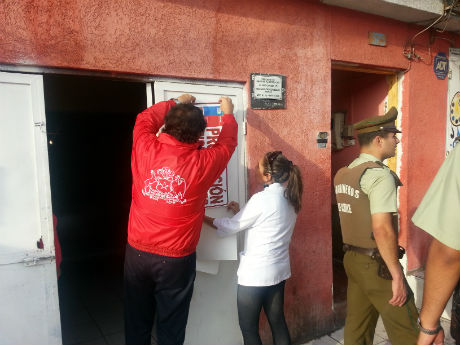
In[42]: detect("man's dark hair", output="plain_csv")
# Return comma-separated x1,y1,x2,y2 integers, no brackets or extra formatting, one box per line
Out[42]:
357,130,392,146
163,104,206,144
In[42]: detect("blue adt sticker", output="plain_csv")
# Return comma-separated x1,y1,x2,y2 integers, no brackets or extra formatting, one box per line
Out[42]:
434,52,449,80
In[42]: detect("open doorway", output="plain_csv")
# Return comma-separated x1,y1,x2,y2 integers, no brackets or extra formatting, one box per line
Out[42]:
330,66,397,322
44,74,146,344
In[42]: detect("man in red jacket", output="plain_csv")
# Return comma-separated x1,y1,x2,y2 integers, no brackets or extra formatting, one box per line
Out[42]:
124,93,237,345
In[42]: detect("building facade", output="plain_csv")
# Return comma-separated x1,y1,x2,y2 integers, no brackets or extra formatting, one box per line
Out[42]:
0,0,459,344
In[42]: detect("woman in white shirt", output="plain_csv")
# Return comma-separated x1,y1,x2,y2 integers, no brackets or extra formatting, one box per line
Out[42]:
204,151,303,345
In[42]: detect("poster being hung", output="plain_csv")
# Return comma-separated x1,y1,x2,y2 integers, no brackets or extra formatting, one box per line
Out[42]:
197,104,229,208
152,81,245,265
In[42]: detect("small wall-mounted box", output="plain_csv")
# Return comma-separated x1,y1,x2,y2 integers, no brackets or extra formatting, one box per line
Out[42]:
368,32,386,47
343,125,354,138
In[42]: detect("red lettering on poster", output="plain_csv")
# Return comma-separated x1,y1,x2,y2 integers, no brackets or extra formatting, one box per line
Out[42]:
199,106,229,208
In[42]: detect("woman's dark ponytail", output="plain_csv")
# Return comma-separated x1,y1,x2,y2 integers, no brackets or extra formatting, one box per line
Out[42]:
263,151,303,213
285,164,303,213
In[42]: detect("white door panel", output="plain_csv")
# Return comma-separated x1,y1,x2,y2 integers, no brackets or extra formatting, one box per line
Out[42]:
152,81,245,345
0,261,61,345
0,72,61,344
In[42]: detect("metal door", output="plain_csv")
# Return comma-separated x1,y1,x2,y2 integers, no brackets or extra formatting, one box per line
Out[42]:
0,72,61,345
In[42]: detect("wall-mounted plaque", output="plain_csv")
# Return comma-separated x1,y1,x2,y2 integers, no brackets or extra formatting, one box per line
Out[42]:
250,73,286,109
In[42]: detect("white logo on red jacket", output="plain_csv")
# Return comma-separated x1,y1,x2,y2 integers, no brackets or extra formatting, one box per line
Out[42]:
142,167,187,204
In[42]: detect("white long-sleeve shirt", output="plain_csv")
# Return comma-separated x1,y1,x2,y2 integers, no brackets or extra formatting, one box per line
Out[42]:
213,183,297,286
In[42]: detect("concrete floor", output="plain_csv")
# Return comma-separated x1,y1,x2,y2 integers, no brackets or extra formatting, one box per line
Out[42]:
57,257,457,345
58,257,125,345
303,317,456,345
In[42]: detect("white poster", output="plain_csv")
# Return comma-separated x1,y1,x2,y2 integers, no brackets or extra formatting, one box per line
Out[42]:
197,104,229,208
152,81,245,263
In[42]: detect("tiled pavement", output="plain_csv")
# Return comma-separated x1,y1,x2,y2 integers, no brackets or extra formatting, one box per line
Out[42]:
58,258,456,345
303,317,456,345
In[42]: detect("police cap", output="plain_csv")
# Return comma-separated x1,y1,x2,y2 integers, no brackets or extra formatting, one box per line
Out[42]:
353,107,401,134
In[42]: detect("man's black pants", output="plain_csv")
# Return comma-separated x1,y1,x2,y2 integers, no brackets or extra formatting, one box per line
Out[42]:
123,244,196,345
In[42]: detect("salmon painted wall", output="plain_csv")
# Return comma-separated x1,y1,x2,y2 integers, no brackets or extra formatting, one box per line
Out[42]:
1,0,459,341
399,50,456,272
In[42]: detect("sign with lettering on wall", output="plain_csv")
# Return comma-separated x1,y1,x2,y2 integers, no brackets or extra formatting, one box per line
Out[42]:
197,104,229,208
250,73,286,109
434,52,449,80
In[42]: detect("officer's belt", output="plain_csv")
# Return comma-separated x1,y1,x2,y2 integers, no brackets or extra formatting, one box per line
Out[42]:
343,244,375,257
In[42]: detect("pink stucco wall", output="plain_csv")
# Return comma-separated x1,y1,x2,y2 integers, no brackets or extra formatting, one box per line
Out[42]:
1,0,459,341
399,56,454,272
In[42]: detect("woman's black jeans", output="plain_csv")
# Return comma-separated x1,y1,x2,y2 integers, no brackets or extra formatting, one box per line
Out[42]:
237,280,291,345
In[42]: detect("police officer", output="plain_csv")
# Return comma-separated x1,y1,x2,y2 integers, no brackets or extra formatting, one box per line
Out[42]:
334,107,419,345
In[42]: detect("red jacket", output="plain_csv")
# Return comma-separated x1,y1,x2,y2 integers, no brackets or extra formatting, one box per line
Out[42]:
127,100,238,257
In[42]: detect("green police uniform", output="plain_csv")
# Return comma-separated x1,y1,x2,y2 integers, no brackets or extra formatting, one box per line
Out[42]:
334,108,419,345
412,141,460,250
411,139,460,343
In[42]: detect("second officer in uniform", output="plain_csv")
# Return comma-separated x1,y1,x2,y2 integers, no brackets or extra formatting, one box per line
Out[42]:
334,107,419,345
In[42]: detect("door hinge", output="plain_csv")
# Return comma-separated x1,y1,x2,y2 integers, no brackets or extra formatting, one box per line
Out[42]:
23,255,55,267
34,121,46,133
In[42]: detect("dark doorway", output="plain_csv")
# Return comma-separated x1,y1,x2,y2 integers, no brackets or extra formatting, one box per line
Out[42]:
44,74,146,344
331,68,391,323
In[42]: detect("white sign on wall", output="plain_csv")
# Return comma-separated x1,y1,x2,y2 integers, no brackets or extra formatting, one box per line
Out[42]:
253,75,283,100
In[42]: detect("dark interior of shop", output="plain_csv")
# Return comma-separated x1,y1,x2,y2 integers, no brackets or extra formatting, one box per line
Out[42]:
330,68,389,322
44,74,146,344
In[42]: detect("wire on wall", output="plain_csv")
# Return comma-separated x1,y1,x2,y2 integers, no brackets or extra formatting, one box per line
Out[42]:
402,0,459,71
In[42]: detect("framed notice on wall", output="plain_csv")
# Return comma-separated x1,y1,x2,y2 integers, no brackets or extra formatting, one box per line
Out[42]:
250,73,286,109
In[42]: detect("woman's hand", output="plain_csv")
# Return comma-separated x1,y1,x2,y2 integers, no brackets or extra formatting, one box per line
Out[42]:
227,201,240,214
203,215,217,229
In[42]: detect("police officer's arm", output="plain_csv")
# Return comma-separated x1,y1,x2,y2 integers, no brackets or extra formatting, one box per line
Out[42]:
417,239,460,345
371,212,407,307
365,169,406,307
